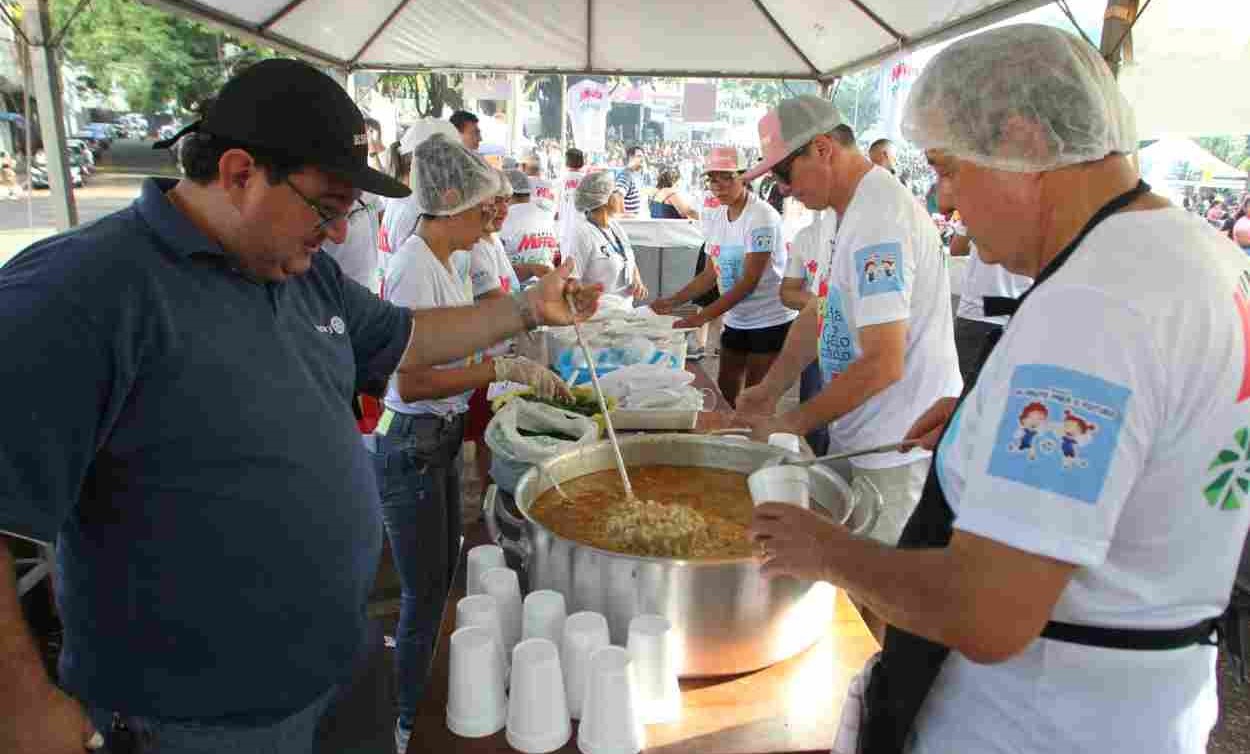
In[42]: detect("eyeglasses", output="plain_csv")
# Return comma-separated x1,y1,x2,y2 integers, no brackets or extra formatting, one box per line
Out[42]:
770,144,810,185
284,178,368,231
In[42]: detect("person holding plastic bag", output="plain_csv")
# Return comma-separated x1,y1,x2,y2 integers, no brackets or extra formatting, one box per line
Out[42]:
375,133,572,754
748,25,1250,754
567,170,648,303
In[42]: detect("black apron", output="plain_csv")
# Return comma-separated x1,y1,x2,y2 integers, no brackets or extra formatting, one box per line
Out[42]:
860,180,1224,754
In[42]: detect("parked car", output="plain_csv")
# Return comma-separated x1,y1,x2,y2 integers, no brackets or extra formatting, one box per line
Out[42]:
72,132,106,158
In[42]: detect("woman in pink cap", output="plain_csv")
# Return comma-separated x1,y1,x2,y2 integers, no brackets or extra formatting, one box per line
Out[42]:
653,146,796,406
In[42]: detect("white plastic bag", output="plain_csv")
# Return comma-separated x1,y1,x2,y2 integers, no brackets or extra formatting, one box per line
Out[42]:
485,399,600,494
596,364,702,410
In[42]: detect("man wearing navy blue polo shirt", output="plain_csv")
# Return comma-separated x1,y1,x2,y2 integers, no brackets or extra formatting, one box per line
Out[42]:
0,60,598,754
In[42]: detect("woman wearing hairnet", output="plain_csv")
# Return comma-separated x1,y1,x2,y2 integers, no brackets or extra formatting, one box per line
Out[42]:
374,134,572,754
748,25,1249,754
567,170,648,304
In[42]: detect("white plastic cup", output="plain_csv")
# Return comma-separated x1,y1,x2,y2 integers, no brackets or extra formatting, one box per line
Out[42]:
561,611,611,719
481,567,524,654
506,638,572,754
445,626,508,738
767,432,803,455
626,614,682,724
454,594,509,680
577,646,645,754
522,590,568,648
466,544,506,596
747,465,810,508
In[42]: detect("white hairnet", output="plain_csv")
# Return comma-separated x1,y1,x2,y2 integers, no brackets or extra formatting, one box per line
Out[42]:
574,171,620,213
411,133,496,216
901,24,1137,173
399,118,459,156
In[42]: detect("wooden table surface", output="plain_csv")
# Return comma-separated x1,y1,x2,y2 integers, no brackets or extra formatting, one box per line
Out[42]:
404,534,878,754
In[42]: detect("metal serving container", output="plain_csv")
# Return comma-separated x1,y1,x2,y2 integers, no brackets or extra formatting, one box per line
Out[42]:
483,434,881,677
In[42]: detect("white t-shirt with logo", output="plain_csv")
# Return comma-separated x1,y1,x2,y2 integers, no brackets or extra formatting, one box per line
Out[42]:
569,217,637,299
916,208,1250,754
556,170,586,251
815,167,962,469
783,211,832,293
567,79,611,154
702,191,796,331
954,223,1033,325
469,235,520,358
528,177,559,215
500,201,560,272
383,236,476,417
321,192,382,293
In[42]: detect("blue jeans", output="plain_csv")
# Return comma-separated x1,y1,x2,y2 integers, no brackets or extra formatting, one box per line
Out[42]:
799,361,830,456
369,411,465,729
87,686,335,753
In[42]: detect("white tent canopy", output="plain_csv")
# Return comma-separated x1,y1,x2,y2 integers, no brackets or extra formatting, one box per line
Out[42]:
141,0,1051,79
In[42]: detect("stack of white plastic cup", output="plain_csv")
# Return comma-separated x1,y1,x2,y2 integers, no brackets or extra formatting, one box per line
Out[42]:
481,567,524,654
767,432,803,455
747,465,811,508
454,594,509,681
445,625,508,738
627,614,682,724
466,544,506,596
561,611,611,719
577,646,645,754
506,638,572,753
522,590,568,648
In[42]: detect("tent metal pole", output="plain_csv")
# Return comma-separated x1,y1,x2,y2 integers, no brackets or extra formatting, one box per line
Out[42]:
22,0,76,229
749,0,821,77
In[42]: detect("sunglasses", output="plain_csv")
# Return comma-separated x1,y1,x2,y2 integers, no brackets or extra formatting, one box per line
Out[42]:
284,178,368,232
771,143,810,185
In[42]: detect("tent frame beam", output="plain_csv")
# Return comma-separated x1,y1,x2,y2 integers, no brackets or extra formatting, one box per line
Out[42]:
356,63,822,81
349,0,412,67
821,0,1051,78
139,0,347,69
846,0,906,43
259,0,309,32
749,0,822,78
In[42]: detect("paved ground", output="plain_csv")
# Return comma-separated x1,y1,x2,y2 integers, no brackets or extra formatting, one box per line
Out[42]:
0,138,178,264
12,139,1249,752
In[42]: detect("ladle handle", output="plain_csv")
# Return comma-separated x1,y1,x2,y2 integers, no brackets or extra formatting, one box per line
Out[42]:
566,294,635,501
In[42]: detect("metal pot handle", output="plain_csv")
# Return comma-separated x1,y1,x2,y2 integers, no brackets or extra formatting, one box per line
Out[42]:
848,475,883,538
482,485,530,563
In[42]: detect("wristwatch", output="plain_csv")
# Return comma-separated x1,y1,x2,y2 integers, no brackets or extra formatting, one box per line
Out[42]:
511,289,540,332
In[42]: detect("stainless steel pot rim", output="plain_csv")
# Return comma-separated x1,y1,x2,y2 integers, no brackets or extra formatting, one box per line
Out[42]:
513,434,853,568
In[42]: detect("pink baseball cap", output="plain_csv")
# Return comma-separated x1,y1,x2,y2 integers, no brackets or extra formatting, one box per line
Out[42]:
703,146,748,173
742,95,844,182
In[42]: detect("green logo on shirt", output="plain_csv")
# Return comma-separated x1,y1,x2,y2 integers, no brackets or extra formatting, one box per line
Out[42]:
1203,427,1250,511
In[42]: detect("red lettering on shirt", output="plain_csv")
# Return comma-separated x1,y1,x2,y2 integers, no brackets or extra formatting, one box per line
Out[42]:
517,233,559,252
535,186,556,201
565,179,581,190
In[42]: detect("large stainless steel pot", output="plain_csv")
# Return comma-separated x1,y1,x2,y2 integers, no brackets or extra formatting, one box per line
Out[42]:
483,434,881,677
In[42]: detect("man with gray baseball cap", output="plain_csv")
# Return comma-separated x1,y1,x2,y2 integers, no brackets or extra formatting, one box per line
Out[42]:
739,95,961,559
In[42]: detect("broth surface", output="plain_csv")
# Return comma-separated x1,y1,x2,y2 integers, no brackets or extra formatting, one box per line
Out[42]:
530,465,755,558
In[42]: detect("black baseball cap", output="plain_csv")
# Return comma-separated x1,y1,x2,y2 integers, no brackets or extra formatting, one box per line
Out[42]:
155,58,410,198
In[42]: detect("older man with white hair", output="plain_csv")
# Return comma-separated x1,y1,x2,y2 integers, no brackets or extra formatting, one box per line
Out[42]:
748,25,1250,754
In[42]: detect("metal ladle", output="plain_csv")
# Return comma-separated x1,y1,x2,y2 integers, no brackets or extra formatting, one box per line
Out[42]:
565,294,636,502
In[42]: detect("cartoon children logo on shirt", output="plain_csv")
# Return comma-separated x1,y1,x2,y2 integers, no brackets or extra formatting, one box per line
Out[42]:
988,364,1131,504
805,258,819,277
854,242,904,296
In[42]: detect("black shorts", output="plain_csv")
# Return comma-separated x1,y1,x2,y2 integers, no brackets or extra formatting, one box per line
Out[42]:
720,320,793,354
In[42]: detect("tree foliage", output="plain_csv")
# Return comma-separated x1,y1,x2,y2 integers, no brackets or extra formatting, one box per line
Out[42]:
49,0,274,114
377,72,463,118
1196,134,1250,173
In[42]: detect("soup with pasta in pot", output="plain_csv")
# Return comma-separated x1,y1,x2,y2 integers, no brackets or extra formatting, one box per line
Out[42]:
529,465,757,559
